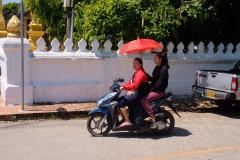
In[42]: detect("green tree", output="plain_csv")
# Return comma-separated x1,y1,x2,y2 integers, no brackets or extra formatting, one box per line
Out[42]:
177,0,240,44
74,0,142,44
24,0,66,42
24,0,89,43
74,0,206,44
24,0,240,45
3,2,20,23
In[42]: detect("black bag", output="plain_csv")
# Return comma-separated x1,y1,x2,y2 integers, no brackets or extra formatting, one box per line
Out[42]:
128,100,147,127
138,82,150,97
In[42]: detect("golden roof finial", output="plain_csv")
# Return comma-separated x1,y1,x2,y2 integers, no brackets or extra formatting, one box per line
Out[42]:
7,15,20,37
0,0,8,37
0,0,6,31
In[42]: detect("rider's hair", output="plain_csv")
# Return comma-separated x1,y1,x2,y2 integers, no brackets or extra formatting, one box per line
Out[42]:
134,57,143,65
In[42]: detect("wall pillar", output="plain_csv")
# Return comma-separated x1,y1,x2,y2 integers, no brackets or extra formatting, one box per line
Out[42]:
0,38,33,105
0,0,8,38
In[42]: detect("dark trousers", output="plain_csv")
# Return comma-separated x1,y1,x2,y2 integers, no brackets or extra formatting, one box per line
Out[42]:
141,92,165,117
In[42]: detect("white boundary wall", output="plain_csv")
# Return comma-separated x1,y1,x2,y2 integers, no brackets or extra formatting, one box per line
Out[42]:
0,37,238,105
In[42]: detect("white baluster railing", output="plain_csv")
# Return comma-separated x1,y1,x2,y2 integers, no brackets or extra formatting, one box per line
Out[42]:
50,38,60,52
78,38,87,52
34,37,240,61
36,37,46,52
91,39,100,52
64,38,73,52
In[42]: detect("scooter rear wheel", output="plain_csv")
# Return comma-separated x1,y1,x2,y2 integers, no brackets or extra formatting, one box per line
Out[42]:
87,113,111,137
154,110,175,135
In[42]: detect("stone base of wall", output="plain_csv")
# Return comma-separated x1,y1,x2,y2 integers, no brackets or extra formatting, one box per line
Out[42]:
3,84,33,105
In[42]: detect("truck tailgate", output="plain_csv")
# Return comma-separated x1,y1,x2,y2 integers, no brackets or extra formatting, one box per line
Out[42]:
197,70,233,92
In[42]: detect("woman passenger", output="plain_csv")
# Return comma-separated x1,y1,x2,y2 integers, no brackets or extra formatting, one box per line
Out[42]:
141,50,169,129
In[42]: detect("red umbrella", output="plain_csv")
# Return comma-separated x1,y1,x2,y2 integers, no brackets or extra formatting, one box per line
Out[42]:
119,38,163,54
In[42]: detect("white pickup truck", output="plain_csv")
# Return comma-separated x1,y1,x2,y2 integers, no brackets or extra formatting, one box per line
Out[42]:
192,61,240,106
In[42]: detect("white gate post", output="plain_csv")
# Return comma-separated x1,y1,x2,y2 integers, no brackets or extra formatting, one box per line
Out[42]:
0,38,33,105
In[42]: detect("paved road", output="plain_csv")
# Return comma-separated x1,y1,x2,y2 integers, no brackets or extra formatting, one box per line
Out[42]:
0,108,240,160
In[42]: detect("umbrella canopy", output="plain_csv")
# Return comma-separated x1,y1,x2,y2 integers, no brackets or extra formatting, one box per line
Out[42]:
119,38,163,54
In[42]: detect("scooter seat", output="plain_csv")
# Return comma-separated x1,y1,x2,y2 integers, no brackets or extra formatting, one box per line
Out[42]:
151,92,172,106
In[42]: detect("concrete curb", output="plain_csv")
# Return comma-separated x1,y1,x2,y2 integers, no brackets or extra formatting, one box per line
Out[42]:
0,110,90,121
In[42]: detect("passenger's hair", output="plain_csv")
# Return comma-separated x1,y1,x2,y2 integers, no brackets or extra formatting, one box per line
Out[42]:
155,48,169,68
134,57,143,65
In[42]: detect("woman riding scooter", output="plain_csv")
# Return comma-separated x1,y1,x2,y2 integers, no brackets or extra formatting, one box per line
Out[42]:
141,50,169,129
117,58,149,128
87,52,179,136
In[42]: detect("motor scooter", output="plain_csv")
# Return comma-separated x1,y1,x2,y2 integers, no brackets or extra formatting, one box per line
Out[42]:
87,78,180,136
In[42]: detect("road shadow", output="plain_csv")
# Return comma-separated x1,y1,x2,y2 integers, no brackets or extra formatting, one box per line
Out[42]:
172,96,240,119
106,127,191,139
197,106,240,119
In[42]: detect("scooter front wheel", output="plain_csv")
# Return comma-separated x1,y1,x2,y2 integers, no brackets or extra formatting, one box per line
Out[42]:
87,113,111,137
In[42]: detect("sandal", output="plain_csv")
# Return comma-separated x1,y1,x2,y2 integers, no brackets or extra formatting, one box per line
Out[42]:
117,121,132,128
144,117,152,122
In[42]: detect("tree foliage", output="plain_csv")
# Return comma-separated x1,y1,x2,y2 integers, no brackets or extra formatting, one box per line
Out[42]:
74,0,142,44
3,2,20,23
24,0,66,42
74,0,208,44
24,0,240,45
